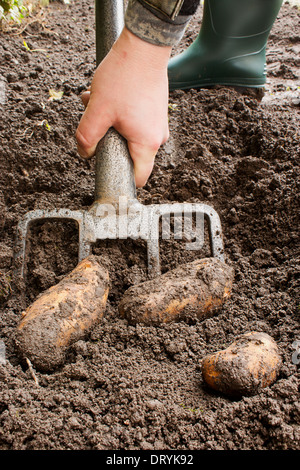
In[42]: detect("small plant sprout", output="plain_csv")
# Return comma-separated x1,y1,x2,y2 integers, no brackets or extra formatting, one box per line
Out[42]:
180,403,204,414
168,103,178,111
23,39,30,50
22,39,46,53
38,119,51,131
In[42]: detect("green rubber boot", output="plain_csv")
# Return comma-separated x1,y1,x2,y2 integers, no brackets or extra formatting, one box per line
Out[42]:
168,0,283,91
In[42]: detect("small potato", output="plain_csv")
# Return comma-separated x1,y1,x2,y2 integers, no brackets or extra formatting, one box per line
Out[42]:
16,256,109,371
201,331,282,397
119,258,234,325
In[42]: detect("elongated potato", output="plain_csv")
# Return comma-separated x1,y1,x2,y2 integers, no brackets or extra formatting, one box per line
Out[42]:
16,256,109,371
119,258,234,325
201,331,282,397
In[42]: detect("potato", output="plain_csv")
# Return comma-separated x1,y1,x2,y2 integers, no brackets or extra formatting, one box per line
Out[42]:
201,331,282,397
16,256,109,371
119,258,234,325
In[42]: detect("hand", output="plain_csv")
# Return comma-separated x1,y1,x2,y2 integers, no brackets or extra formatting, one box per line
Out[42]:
76,27,171,187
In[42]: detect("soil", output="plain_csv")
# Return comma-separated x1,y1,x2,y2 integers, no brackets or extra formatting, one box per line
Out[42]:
0,0,299,451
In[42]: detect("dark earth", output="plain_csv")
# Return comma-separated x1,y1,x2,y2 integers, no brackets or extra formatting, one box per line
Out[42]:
0,0,299,450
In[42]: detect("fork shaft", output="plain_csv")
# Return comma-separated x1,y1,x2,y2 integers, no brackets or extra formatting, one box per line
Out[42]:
95,0,124,67
94,0,137,206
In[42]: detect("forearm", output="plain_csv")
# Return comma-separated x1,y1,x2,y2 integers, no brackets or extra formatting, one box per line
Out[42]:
125,0,200,46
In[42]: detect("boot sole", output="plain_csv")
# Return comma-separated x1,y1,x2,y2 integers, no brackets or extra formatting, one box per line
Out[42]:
169,76,266,92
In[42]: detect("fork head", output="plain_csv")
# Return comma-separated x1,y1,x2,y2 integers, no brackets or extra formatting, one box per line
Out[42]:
15,199,224,281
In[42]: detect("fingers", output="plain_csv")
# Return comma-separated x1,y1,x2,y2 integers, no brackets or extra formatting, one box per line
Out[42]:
76,96,112,159
80,90,90,108
125,123,169,187
76,87,169,187
128,141,158,188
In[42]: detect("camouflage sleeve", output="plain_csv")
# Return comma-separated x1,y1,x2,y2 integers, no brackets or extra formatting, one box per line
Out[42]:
125,0,200,47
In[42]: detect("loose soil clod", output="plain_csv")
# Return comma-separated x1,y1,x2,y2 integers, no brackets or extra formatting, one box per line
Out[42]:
119,258,234,325
201,331,282,397
16,256,109,371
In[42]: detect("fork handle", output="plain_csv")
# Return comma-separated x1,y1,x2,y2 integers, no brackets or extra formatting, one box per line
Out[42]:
94,0,137,205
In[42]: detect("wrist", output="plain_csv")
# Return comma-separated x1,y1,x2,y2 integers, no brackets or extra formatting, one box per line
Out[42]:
113,27,172,72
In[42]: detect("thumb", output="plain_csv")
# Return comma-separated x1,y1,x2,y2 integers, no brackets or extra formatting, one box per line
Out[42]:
76,97,112,159
128,141,157,188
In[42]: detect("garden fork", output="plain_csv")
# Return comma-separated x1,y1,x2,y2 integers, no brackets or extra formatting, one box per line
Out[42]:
14,0,224,281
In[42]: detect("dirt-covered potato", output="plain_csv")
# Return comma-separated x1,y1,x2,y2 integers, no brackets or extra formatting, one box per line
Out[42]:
119,258,234,325
201,331,282,397
16,256,109,371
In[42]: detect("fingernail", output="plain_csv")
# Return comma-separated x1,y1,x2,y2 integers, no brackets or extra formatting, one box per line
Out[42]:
77,146,89,158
